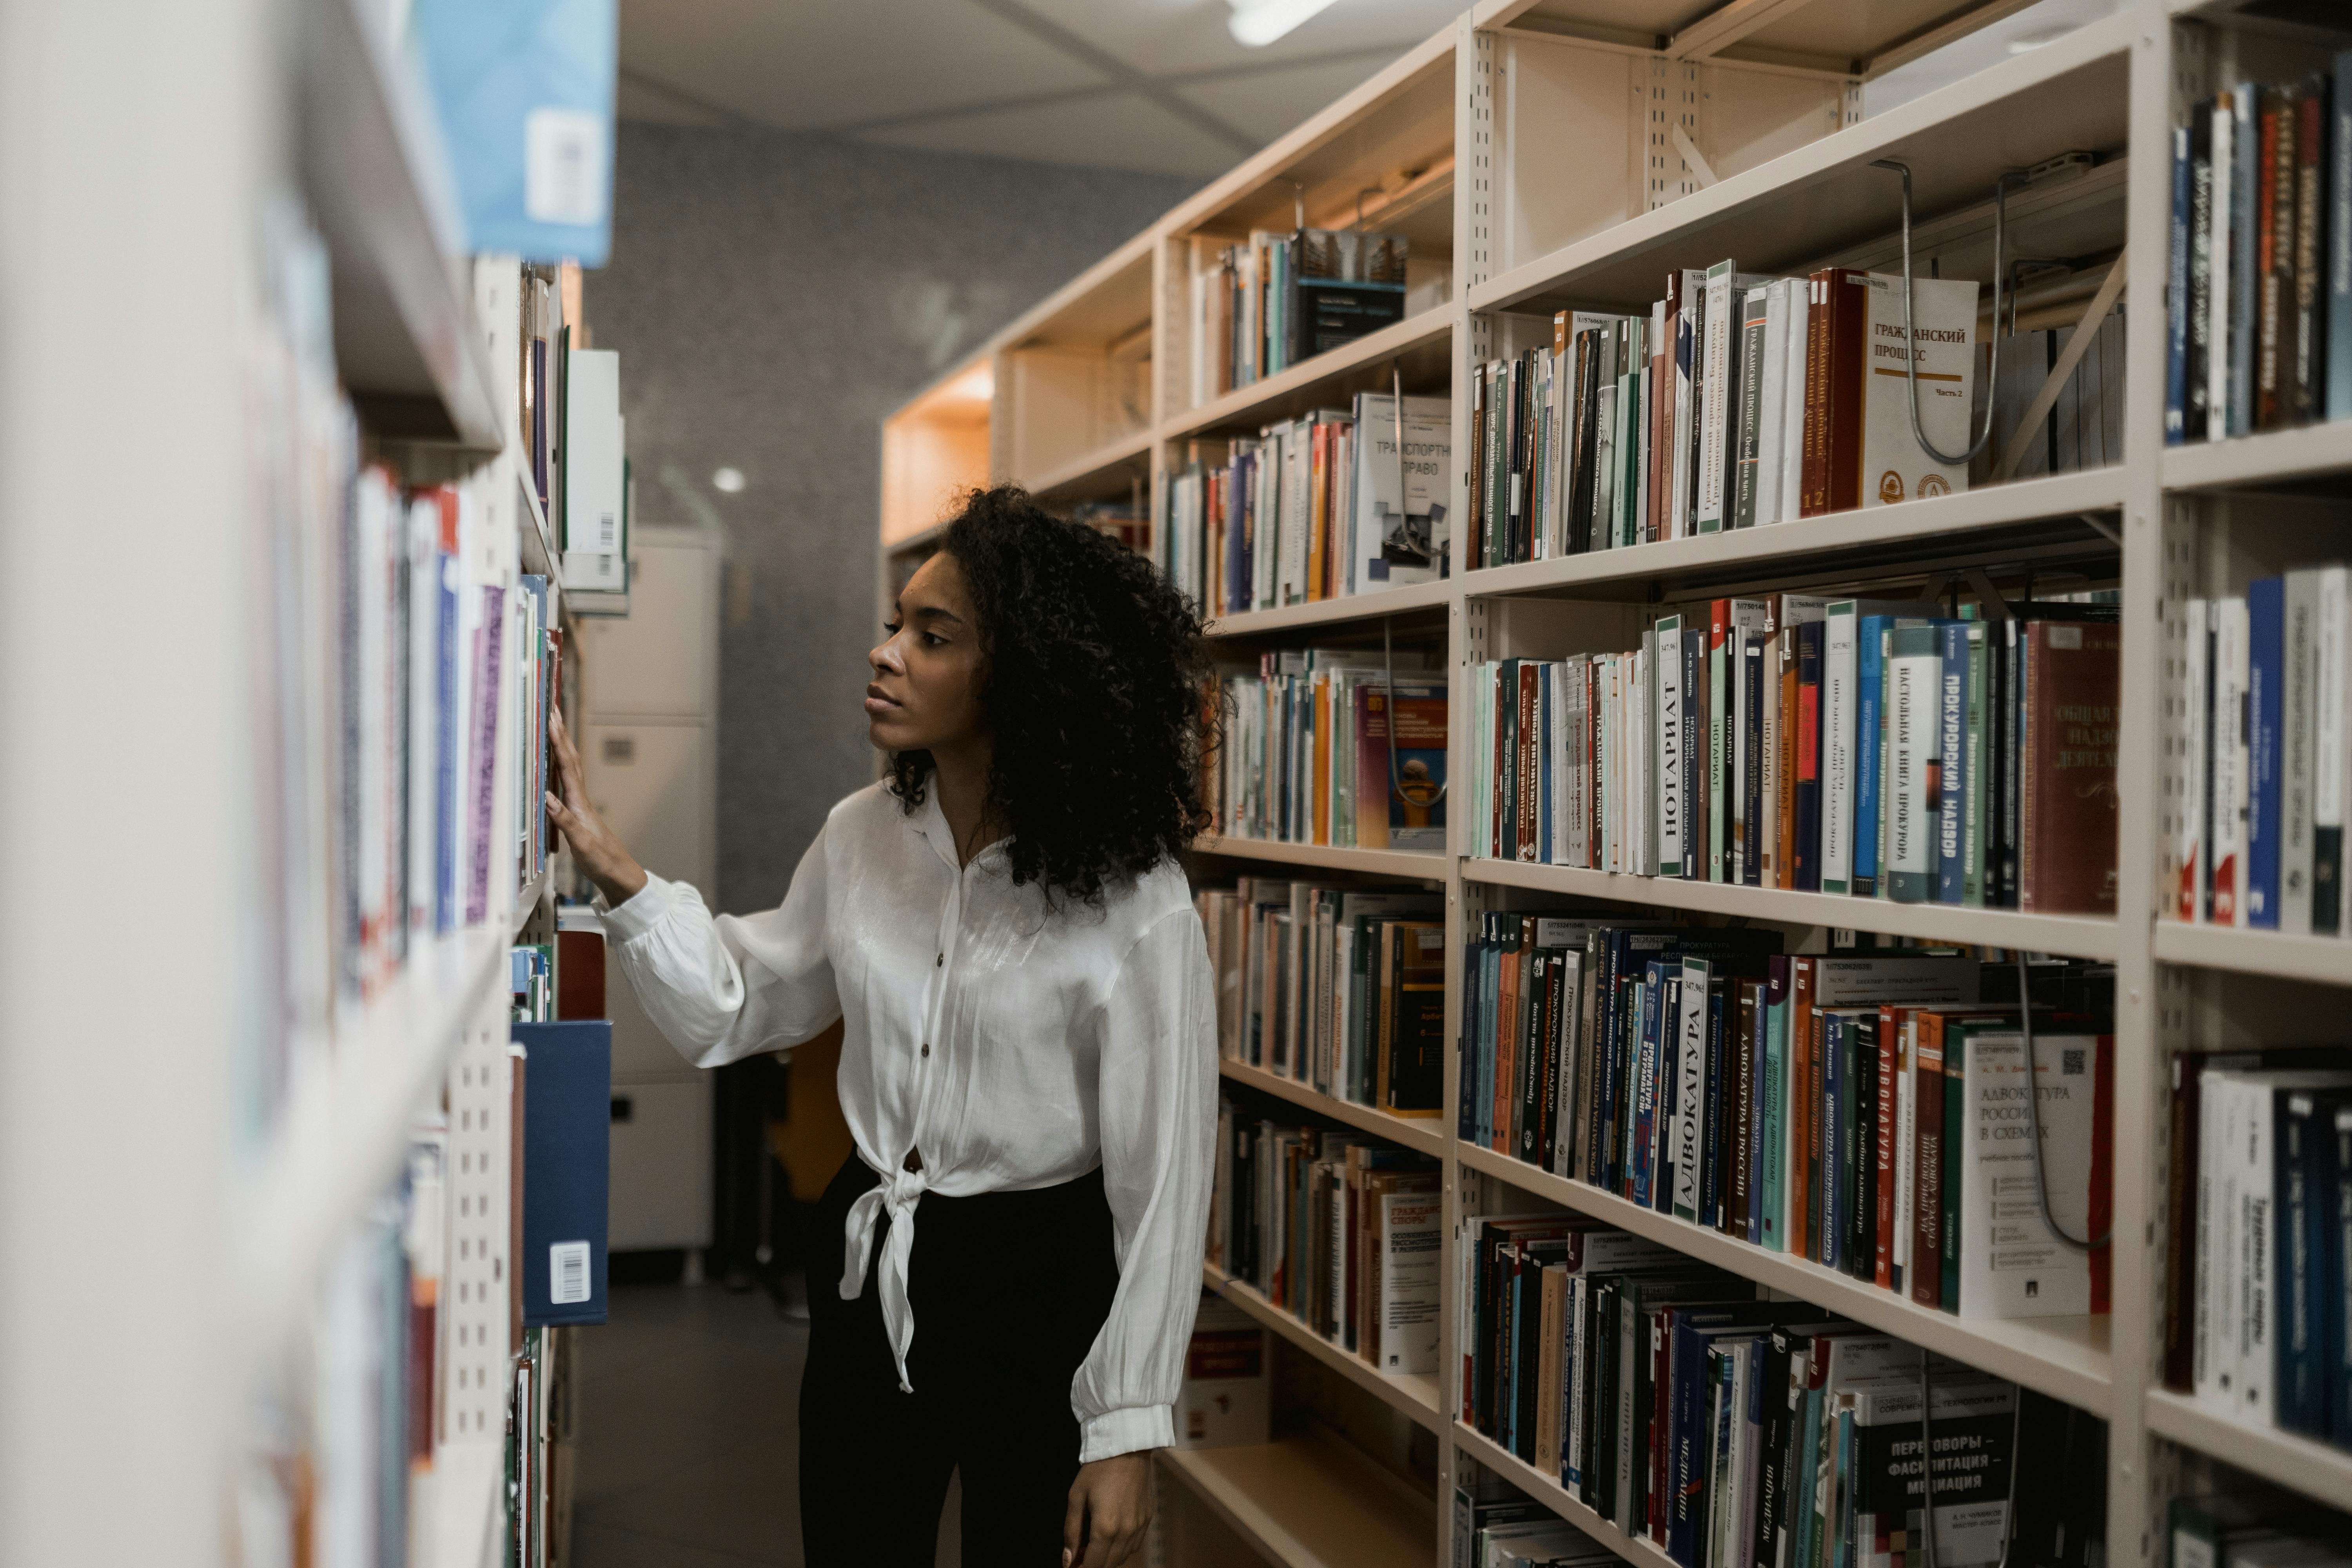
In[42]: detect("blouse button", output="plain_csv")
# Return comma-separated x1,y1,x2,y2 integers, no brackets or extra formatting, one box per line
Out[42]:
921,1042,930,1058
935,953,943,967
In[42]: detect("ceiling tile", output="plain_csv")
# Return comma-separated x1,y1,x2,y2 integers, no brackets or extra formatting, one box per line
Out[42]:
619,0,1109,131
1005,0,1461,78
1170,50,1406,145
859,91,1242,179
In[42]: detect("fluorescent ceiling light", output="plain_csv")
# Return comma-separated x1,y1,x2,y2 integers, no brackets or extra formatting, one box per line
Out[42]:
1229,0,1341,47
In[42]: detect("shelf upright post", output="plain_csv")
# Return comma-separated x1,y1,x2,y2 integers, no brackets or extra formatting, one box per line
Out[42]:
0,0,268,1561
2111,9,2191,1566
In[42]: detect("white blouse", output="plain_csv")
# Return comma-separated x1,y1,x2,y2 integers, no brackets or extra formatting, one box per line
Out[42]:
599,779,1218,1462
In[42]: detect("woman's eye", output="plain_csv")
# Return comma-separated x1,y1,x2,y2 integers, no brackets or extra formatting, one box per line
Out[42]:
882,621,902,636
923,633,947,648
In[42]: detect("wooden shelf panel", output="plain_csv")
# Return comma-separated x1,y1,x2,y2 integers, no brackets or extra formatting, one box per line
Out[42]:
1455,1143,2112,1413
1157,1432,1436,1568
2161,422,2352,494
300,0,503,448
1203,1263,1445,1433
1463,468,2123,604
1194,835,1449,883
2145,1391,2352,1513
1219,1058,1447,1160
1026,429,1153,503
1163,309,1454,442
1205,578,1455,641
2152,921,2352,987
1471,11,2132,317
1451,1421,1671,1568
1463,858,2119,960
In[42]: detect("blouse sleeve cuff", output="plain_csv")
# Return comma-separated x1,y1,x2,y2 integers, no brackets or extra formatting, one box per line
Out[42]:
1077,1404,1173,1464
596,871,675,946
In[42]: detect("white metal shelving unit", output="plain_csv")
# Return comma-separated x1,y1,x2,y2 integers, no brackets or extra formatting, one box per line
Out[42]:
864,2,2352,1564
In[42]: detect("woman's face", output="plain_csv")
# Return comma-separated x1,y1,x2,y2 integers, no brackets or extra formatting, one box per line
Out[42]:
867,550,987,755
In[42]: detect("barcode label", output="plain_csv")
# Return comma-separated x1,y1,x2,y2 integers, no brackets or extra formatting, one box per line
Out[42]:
550,1240,592,1305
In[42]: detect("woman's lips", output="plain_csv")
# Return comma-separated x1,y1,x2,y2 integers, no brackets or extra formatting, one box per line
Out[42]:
864,684,902,715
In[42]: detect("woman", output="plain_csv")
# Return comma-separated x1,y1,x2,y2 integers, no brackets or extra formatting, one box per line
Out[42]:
545,486,1219,1568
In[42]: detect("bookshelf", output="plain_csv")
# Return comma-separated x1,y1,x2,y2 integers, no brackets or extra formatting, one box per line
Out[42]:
1204,1261,1446,1433
0,0,601,1563
847,4,2352,1565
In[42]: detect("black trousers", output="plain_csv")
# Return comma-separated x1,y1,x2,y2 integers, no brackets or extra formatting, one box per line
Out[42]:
799,1153,1121,1567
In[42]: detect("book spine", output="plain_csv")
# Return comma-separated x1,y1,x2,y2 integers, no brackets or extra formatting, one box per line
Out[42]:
2334,57,2352,420
1912,1014,1946,1308
1822,605,1856,895
2260,99,2289,428
1743,638,1766,887
1734,295,1768,529
2317,568,2347,933
2189,110,2216,442
1823,271,1868,513
1963,624,1989,907
2290,81,2325,425
2168,124,2192,443
1854,620,1884,897
1937,621,1967,905
2248,578,2285,927
2283,572,2319,933
1794,622,1823,891
1801,274,1831,517
1886,626,1940,904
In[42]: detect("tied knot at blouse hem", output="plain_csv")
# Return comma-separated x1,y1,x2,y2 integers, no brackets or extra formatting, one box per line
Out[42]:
597,780,1217,1461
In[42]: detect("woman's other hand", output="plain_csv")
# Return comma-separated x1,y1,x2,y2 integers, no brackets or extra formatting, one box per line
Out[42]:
1062,1452,1150,1568
546,704,650,907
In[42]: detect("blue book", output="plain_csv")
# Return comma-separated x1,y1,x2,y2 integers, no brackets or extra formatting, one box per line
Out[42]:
2249,576,2285,927
2276,1088,2333,1436
515,1020,612,1326
2230,87,2261,435
1760,958,1788,1251
2167,124,2191,444
1633,964,1666,1208
1937,619,1969,904
2332,55,2352,421
1854,617,1890,895
1665,1311,1782,1567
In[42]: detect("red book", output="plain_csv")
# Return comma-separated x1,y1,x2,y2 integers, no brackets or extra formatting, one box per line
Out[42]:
1517,661,1541,861
1800,273,1833,515
2019,620,2122,913
1819,269,1871,514
1910,1011,1947,1308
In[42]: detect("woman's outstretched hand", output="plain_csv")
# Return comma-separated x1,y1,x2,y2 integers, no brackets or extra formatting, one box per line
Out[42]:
546,704,650,907
1063,1452,1149,1568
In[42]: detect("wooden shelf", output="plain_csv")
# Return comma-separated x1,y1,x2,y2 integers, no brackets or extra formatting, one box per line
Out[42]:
1463,468,2123,604
230,922,512,1359
1219,1058,1447,1160
1463,858,2120,960
1450,1421,1671,1568
2152,921,2352,987
1455,1143,2112,1414
1471,11,2133,317
2144,1391,2352,1513
1203,1263,1444,1434
1027,429,1153,503
1205,578,1455,641
1163,309,1454,442
2161,421,2352,494
299,0,503,448
1193,835,1449,882
1157,1432,1435,1568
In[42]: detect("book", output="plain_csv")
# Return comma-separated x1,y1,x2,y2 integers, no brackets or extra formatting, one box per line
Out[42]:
1859,272,1980,506
2019,619,2122,915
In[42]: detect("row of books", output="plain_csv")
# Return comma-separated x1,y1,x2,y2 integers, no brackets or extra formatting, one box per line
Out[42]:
1453,1220,2109,1568
1465,595,2123,915
2177,570,2352,935
1453,1487,1618,1568
1207,648,1449,852
2171,1493,2352,1568
1197,878,1445,1116
2161,1047,2352,1451
2165,60,2352,445
1460,930,2116,1320
1185,226,1409,404
1158,391,1451,615
1206,1111,1442,1376
1466,264,1981,569
505,260,629,596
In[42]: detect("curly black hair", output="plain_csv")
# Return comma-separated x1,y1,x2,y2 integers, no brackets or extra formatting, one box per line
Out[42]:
886,485,1214,905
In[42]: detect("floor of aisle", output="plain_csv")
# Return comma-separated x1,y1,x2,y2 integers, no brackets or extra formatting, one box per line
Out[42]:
570,1278,962,1568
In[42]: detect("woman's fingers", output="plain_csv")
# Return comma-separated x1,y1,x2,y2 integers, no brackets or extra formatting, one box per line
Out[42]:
1062,1486,1086,1568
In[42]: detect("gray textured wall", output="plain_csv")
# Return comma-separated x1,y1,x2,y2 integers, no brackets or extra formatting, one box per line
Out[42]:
586,124,1193,915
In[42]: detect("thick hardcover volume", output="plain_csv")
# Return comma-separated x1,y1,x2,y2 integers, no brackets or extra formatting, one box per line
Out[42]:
1792,621,1824,890
2020,620,2123,915
2246,577,2285,927
1815,270,1870,514
516,1021,613,1326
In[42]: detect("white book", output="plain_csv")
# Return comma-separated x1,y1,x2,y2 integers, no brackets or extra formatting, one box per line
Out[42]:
1730,599,1768,882
1350,391,1451,590
1656,615,1685,877
1566,657,1591,868
1753,282,1792,526
1632,640,1652,874
1774,277,1811,524
1549,661,1570,865
2214,597,2252,924
1860,272,1979,505
1377,1188,1442,1374
1759,614,1781,884
1553,949,1586,1176
1956,1029,2098,1317
1671,956,1711,1222
405,496,441,938
1697,259,1737,532
2319,567,2350,935
1823,601,1861,894
2182,598,2212,922
1671,269,1706,537
1279,419,1313,604
2283,568,2322,934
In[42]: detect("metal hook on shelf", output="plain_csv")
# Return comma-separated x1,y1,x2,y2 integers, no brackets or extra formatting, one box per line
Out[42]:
1870,158,2026,468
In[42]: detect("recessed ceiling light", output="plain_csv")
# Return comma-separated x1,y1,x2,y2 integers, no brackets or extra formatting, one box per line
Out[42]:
1229,0,1341,47
712,467,746,493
